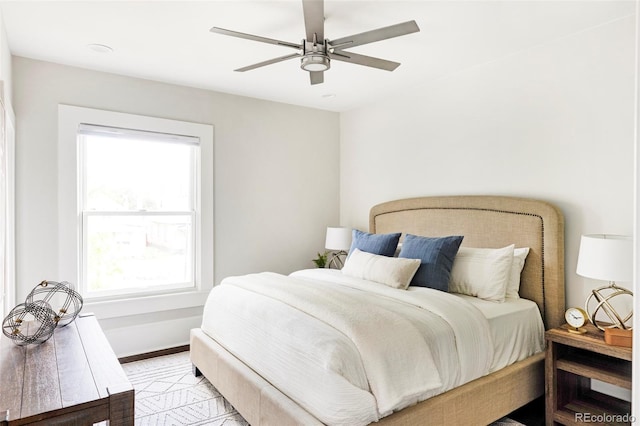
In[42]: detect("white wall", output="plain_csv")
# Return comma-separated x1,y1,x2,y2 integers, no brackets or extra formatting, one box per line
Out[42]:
12,57,340,356
633,0,639,417
0,8,13,320
340,14,636,313
0,10,11,106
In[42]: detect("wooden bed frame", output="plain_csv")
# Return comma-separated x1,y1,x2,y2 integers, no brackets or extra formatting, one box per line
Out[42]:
190,195,565,425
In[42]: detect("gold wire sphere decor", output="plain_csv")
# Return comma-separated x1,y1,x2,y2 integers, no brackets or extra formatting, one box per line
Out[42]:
1,280,83,345
584,283,633,332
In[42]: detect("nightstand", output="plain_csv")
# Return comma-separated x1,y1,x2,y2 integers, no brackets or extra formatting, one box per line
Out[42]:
545,323,632,426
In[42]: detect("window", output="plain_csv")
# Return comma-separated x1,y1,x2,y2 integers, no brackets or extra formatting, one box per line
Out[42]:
79,124,198,298
58,106,213,317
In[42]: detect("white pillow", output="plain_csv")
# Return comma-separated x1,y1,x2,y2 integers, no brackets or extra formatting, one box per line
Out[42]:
342,248,420,290
449,244,515,302
505,247,530,299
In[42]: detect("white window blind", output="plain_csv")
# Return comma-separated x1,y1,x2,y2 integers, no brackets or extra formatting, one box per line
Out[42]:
78,123,200,146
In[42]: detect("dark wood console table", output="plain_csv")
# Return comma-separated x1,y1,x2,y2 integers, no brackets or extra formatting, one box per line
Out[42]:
0,313,134,425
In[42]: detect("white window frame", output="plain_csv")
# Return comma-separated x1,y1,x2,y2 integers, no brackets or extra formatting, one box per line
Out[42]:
78,124,198,299
58,105,214,319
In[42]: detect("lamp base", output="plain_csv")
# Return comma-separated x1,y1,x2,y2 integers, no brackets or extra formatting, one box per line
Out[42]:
327,251,348,269
585,282,633,331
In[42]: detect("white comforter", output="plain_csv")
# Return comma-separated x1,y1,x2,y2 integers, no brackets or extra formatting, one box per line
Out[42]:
201,269,494,426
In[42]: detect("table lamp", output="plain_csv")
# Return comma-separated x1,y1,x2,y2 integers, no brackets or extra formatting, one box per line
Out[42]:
325,227,352,269
576,234,633,331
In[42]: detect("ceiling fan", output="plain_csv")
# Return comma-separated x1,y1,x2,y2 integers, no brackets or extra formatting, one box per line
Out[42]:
210,0,420,85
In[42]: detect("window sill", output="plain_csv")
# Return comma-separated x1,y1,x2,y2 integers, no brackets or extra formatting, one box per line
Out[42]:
83,289,210,319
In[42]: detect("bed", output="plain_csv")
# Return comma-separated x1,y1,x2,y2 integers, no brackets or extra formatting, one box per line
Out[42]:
190,195,565,425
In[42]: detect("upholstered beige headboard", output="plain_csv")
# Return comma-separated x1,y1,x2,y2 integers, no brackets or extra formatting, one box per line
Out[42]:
370,195,565,329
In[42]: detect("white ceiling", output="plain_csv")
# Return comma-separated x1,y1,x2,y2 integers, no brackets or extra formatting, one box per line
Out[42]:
0,1,634,112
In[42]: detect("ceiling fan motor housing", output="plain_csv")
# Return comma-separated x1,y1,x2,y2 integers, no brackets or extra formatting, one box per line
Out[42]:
301,39,330,72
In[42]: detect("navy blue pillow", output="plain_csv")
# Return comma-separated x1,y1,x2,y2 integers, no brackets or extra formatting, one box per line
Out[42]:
398,234,464,291
348,229,401,257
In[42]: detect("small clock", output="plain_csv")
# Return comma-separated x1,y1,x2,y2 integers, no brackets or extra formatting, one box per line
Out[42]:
565,307,588,334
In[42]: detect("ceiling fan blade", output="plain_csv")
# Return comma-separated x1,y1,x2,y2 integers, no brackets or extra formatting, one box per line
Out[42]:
302,0,324,41
235,53,302,72
210,27,301,50
330,50,400,71
309,71,324,85
329,20,420,50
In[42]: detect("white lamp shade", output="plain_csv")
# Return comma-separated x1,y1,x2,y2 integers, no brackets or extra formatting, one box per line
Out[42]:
325,227,352,251
576,234,632,282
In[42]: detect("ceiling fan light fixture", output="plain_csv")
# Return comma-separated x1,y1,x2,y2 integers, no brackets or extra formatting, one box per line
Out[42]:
301,55,330,72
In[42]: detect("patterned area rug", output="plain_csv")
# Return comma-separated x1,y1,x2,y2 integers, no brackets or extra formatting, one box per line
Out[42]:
122,351,526,426
122,351,248,425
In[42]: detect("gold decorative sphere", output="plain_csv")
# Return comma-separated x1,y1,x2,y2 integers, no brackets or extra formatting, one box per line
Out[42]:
585,284,633,331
